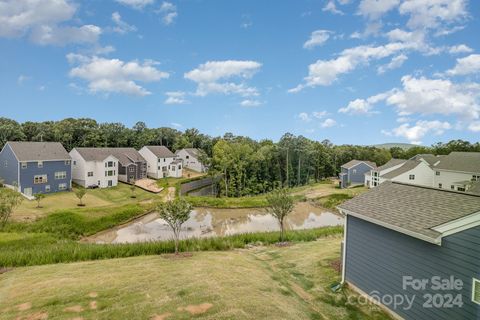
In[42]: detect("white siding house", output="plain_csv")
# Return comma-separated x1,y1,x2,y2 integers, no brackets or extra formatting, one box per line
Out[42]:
384,160,434,187
70,148,119,188
139,146,183,179
368,159,407,188
176,148,206,173
432,152,480,192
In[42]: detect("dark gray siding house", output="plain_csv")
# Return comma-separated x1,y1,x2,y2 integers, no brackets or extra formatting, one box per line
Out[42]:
339,160,376,188
103,148,147,183
0,142,72,196
338,182,480,320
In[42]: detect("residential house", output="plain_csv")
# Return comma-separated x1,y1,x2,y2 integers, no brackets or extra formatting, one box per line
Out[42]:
339,160,376,188
100,148,147,184
377,159,435,187
368,158,407,188
70,148,119,188
338,182,480,320
0,141,72,197
432,152,480,192
139,146,183,179
176,148,206,173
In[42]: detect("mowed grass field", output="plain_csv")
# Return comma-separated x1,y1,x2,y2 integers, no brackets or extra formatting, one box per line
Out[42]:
0,237,390,320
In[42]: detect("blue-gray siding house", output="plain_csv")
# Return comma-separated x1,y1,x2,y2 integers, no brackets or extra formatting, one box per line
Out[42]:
338,182,480,320
0,142,72,196
339,160,376,189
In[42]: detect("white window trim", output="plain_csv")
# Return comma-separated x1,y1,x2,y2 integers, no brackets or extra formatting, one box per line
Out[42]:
473,278,480,305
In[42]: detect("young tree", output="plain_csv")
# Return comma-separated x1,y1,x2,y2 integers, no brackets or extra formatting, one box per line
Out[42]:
0,188,23,229
34,193,45,208
157,198,193,255
266,188,294,242
130,182,137,198
74,188,87,206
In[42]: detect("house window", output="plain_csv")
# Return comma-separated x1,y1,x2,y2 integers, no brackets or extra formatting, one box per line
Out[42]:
172,166,175,171
163,158,166,162
73,161,76,166
162,166,167,172
65,160,71,165
55,171,67,180
129,166,135,172
353,169,357,174
458,187,466,192
45,185,51,192
473,278,480,305
409,174,415,180
107,161,114,168
106,170,114,177
438,183,443,189
472,175,480,181
436,171,440,176
88,172,94,177
58,183,67,191
178,165,181,169
451,185,455,190
34,175,48,184
37,161,43,168
21,162,27,169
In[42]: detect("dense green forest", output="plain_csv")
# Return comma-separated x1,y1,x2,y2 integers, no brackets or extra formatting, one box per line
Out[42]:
1,117,479,197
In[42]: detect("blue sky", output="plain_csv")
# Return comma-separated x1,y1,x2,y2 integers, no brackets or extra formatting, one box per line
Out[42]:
1,0,479,145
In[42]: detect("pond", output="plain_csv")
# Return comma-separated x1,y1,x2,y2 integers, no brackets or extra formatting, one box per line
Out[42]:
90,202,344,244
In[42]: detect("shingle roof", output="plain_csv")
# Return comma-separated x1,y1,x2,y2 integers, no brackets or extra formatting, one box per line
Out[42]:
434,152,480,173
179,148,200,158
338,182,480,242
101,148,145,166
380,159,421,179
341,159,377,170
376,158,406,171
73,148,118,162
410,154,441,166
7,141,70,161
145,146,175,158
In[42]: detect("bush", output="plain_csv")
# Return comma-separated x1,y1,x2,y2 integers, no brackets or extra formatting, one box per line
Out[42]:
318,194,353,209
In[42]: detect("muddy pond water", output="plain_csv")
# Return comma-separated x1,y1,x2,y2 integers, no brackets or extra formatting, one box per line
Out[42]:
90,202,344,244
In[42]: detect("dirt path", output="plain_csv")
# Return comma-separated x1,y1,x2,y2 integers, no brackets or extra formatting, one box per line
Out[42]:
166,187,176,201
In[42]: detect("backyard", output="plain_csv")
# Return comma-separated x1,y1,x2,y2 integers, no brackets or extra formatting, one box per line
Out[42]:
0,237,390,320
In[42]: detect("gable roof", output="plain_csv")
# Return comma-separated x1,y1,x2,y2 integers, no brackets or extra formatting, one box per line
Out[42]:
376,158,407,171
341,159,376,170
7,141,71,161
380,159,422,179
145,146,175,158
409,154,440,166
100,148,146,166
178,148,200,158
338,182,480,244
434,151,480,173
73,148,119,162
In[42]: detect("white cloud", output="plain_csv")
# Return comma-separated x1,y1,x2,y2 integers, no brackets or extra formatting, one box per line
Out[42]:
184,60,262,97
377,54,407,74
313,111,328,119
320,118,337,128
171,122,182,128
111,12,137,34
0,0,102,46
339,91,390,115
17,74,31,85
384,120,451,144
68,55,169,96
158,2,177,25
165,91,187,104
468,122,480,132
322,1,344,15
358,0,400,20
303,30,331,49
399,0,467,30
448,44,473,54
116,0,155,9
446,54,480,76
298,112,311,122
240,99,262,107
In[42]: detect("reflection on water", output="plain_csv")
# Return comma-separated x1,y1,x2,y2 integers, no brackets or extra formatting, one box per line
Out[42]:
102,202,343,244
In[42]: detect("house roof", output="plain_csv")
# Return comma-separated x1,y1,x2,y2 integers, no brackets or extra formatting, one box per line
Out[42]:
338,182,480,244
178,148,200,158
409,154,440,166
145,146,175,158
73,148,119,162
433,152,480,173
7,141,71,161
376,158,407,171
100,148,145,166
380,159,422,179
341,159,376,170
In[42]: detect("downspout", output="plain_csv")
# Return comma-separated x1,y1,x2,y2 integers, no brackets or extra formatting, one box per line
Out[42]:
340,209,348,284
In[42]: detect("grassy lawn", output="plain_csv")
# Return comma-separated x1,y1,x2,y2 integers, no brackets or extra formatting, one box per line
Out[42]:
12,183,160,221
0,237,390,320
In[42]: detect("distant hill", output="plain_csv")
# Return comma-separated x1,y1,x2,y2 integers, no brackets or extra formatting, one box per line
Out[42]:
373,143,418,150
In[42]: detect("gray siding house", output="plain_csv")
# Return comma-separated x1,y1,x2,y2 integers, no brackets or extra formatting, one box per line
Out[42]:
338,182,480,320
339,160,376,188
0,142,72,196
101,148,147,184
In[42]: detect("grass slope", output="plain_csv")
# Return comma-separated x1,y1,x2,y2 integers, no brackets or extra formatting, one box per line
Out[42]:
0,238,391,320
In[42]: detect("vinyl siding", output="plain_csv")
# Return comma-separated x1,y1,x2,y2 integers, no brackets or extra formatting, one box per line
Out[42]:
19,160,72,194
0,144,19,186
340,163,373,188
345,215,480,320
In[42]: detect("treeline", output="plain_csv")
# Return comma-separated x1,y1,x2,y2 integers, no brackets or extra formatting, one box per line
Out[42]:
1,117,478,197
